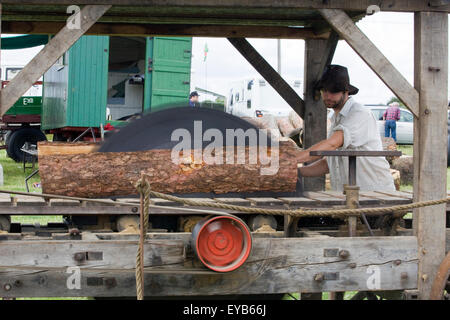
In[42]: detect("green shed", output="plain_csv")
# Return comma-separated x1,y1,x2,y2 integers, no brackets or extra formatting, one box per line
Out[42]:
42,36,192,132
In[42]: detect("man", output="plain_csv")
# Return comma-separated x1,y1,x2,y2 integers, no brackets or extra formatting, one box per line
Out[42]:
383,102,401,141
189,91,200,107
297,65,395,191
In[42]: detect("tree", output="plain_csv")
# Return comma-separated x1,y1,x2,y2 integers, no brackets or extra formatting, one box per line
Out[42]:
386,96,406,108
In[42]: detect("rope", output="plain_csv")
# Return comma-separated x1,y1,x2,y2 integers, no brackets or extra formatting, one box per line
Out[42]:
135,177,151,301
147,189,450,218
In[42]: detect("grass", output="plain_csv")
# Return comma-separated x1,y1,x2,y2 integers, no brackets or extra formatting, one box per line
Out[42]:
0,149,62,225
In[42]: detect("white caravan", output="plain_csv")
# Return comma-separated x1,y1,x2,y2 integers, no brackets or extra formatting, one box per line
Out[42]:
226,78,302,118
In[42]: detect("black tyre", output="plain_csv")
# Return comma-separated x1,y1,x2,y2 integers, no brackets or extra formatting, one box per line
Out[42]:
4,131,12,146
6,128,47,162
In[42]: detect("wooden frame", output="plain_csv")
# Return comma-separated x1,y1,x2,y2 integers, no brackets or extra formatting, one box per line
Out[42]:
0,236,418,297
0,1,447,300
0,1,448,13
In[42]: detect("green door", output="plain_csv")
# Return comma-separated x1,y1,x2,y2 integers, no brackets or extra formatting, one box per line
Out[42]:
144,37,192,112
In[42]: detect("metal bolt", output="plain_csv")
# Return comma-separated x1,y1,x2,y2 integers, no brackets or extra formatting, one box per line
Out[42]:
73,252,85,262
394,259,402,266
313,273,324,282
4,284,11,291
348,263,357,269
132,207,138,213
339,250,350,259
424,109,430,115
401,272,408,280
104,278,117,289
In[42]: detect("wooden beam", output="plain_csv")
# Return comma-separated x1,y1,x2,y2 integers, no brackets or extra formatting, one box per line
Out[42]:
319,9,420,118
1,21,329,39
228,38,305,118
302,35,338,191
0,5,111,117
413,12,448,300
0,236,418,297
0,1,448,13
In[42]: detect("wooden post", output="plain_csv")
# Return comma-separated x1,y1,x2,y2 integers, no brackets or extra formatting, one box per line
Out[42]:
228,38,305,118
302,36,337,191
0,5,111,116
413,12,448,300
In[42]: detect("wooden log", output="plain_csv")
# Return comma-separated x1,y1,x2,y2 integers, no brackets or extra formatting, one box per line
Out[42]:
38,141,99,156
38,140,300,198
276,116,296,137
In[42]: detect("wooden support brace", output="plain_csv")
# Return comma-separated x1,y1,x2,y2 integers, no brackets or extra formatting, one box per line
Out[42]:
318,9,419,118
228,37,305,118
0,4,111,116
413,11,448,300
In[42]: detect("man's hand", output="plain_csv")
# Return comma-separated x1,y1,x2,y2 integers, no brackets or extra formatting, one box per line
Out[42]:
297,130,344,163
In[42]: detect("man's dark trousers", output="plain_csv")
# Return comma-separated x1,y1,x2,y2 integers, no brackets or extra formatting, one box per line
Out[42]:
385,119,397,141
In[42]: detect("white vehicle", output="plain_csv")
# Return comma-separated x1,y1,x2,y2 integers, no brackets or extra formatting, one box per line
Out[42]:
226,78,302,118
365,105,414,144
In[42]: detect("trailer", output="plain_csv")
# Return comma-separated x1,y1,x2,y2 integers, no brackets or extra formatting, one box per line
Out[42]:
1,35,192,161
0,1,448,300
43,35,192,141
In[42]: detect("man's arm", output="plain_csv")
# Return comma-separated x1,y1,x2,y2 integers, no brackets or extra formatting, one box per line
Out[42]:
299,158,329,177
296,130,344,164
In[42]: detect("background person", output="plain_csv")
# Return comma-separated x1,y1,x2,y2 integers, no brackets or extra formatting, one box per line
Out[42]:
189,91,200,107
383,102,401,141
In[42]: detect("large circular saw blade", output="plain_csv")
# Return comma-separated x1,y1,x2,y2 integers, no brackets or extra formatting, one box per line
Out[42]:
99,106,269,152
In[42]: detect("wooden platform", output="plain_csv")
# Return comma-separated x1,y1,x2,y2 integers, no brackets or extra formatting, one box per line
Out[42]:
0,190,423,216
0,190,447,297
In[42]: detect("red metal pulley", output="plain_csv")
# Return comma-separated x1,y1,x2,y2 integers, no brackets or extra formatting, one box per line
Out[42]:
191,215,252,272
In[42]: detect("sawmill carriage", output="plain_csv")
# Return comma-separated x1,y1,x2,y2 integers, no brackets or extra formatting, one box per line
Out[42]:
0,1,449,300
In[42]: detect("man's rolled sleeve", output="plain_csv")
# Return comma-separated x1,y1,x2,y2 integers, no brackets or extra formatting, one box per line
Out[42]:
331,124,352,149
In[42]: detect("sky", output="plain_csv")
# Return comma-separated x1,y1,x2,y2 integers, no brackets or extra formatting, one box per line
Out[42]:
1,12,449,106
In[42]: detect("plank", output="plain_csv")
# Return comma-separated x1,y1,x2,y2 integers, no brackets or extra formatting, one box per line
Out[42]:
0,236,418,297
359,191,411,205
318,9,419,117
317,191,379,205
0,1,448,12
277,197,318,206
213,198,252,206
2,21,329,39
228,38,305,118
413,12,448,299
246,197,285,206
0,4,111,116
302,191,345,205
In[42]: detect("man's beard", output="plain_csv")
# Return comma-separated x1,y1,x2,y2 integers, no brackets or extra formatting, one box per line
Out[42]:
326,94,346,109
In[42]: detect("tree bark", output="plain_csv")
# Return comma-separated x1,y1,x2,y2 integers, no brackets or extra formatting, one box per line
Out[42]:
38,140,300,198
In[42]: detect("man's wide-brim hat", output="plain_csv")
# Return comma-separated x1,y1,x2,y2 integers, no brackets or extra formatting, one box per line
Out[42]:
315,64,359,95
